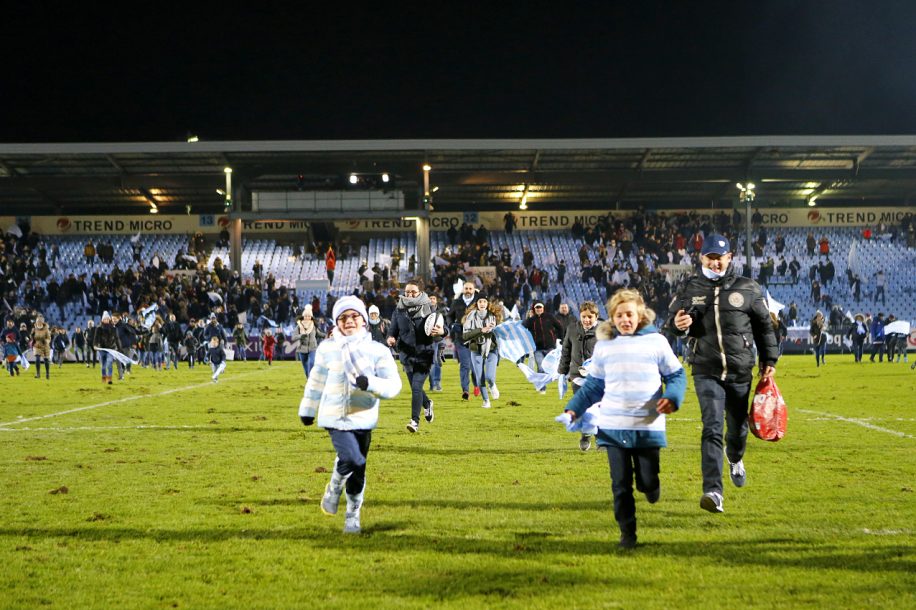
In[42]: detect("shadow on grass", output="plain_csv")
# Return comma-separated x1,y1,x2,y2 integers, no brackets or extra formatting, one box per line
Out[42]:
205,497,613,511
0,526,911,575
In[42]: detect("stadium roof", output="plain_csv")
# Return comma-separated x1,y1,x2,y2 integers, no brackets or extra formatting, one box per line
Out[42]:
2,136,916,217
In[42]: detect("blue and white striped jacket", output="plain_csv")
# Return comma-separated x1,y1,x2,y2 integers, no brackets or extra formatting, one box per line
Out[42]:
298,334,402,430
564,323,686,448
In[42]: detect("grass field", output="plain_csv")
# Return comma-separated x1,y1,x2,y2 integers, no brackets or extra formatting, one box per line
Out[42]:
1,354,914,609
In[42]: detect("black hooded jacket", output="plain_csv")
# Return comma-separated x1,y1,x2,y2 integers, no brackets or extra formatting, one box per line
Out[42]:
666,267,778,383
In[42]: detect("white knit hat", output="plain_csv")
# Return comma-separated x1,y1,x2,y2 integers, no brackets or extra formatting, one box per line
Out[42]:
368,305,380,316
332,296,368,323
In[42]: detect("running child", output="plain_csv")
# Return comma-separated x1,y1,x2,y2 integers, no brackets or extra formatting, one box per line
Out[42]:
299,296,402,534
4,335,22,376
559,289,686,549
208,336,227,382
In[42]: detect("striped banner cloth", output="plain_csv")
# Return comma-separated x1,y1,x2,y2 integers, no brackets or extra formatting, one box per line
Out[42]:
492,321,535,363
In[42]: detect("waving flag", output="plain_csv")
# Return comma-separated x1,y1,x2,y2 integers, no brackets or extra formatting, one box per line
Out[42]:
140,303,158,329
492,321,535,363
95,347,139,366
765,289,785,315
256,315,278,329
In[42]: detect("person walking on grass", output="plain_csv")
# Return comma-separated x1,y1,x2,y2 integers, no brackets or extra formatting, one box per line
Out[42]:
558,300,602,451
810,310,828,367
387,278,445,433
31,315,52,380
52,326,70,368
293,309,324,378
184,331,199,369
667,234,778,514
4,334,22,376
461,293,502,409
560,289,686,549
299,296,402,534
448,281,480,400
93,311,122,385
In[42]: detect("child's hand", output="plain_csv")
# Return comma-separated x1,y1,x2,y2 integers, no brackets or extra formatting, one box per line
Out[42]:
656,398,676,414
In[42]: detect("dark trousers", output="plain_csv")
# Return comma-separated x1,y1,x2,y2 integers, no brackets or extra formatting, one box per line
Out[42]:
328,429,372,494
455,343,473,392
853,337,865,362
403,362,431,422
606,446,660,538
870,342,884,362
694,375,751,495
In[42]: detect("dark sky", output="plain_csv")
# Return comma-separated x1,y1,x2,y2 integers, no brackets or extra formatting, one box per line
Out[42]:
4,2,916,142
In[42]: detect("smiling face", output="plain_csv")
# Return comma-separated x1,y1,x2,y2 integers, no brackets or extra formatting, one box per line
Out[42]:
612,302,640,335
701,252,732,274
336,310,366,336
476,298,489,312
580,310,598,330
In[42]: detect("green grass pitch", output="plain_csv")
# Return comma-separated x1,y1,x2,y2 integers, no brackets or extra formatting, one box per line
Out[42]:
0,354,913,609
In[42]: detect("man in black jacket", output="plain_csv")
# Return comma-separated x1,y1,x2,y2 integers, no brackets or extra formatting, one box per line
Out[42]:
667,234,778,514
523,301,565,375
388,279,445,433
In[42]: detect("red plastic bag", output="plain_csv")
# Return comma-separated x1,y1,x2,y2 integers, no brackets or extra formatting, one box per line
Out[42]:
749,376,787,442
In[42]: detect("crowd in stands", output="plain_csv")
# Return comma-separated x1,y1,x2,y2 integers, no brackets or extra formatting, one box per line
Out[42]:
1,208,913,367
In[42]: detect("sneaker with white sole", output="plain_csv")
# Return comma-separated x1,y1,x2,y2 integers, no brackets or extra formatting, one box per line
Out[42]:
406,419,419,433
320,483,342,515
424,400,435,423
728,459,746,487
578,435,591,451
481,400,491,409
700,491,724,513
490,384,500,399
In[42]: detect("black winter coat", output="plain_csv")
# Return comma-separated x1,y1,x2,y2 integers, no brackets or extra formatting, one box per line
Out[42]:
558,321,600,382
388,308,440,372
666,268,779,383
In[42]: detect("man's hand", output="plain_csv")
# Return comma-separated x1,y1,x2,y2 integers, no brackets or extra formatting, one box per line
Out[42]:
761,365,776,379
386,336,396,347
430,325,444,337
673,309,693,331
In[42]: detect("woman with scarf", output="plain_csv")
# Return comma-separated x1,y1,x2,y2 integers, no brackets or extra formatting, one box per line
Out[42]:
387,278,445,433
299,296,402,534
848,313,868,363
461,293,502,409
366,305,390,345
293,308,324,377
810,310,828,367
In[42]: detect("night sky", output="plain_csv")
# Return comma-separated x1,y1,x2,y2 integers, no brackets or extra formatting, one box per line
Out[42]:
3,2,916,142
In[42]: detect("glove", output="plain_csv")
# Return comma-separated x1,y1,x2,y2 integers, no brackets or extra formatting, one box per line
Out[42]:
300,415,314,426
354,375,369,391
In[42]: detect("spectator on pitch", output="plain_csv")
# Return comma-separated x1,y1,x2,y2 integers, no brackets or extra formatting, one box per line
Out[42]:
162,314,183,370
208,336,227,382
428,294,446,392
4,334,22,376
869,313,886,362
366,305,390,345
667,233,778,514
299,295,402,534
93,312,121,385
387,278,444,433
293,308,323,377
146,322,165,371
85,320,97,368
114,314,138,379
52,326,70,368
448,280,479,400
184,330,200,368
848,314,869,363
561,289,685,549
554,302,575,337
523,301,565,376
232,323,248,362
461,292,502,409
810,310,827,367
31,315,52,380
262,329,277,365
71,326,86,364
558,300,602,451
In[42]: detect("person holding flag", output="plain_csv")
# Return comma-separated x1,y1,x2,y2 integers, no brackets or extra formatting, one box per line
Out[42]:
558,300,601,450
93,312,122,385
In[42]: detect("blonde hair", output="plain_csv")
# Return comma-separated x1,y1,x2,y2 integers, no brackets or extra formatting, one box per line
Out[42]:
579,300,599,315
606,289,655,330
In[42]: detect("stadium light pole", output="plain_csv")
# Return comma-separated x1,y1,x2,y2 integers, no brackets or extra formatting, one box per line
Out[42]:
737,182,755,278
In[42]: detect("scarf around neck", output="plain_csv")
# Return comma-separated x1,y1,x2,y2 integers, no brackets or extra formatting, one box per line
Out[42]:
333,327,374,385
398,293,432,319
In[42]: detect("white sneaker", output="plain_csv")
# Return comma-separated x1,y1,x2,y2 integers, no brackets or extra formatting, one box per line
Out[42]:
481,400,491,409
729,459,746,487
490,384,500,399
700,491,724,513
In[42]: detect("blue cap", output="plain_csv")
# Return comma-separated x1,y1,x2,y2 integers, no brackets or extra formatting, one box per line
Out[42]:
701,234,731,256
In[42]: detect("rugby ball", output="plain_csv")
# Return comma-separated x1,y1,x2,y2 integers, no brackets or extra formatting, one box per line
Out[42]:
424,312,445,336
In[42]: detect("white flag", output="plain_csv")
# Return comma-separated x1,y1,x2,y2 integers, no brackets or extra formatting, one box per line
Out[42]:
765,289,785,315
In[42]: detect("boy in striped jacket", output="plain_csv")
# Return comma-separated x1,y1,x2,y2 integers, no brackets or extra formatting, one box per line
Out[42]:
561,289,686,549
299,296,402,534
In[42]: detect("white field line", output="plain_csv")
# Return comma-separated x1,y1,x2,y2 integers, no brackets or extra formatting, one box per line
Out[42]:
0,369,269,428
798,408,914,439
0,424,209,433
